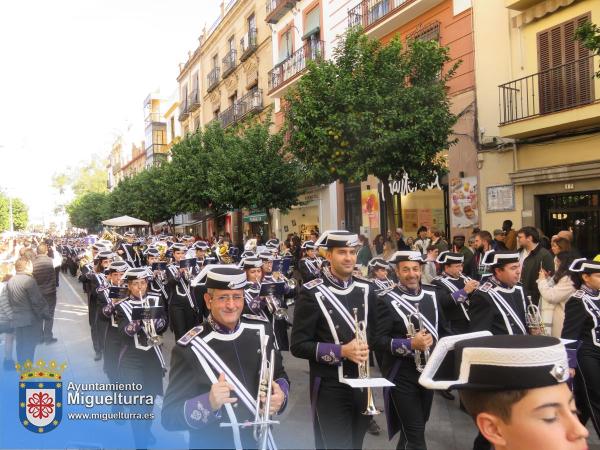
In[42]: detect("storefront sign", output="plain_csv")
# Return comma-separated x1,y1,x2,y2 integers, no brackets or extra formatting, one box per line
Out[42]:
361,189,380,229
243,212,268,223
450,176,479,229
388,173,442,197
486,185,515,212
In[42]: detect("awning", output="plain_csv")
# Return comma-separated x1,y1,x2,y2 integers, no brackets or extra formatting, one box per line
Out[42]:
512,0,576,28
243,212,268,223
101,215,150,227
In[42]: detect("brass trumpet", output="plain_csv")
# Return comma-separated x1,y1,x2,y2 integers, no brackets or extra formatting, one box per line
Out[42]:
352,308,380,416
254,335,277,450
526,296,547,336
406,303,430,373
141,295,162,347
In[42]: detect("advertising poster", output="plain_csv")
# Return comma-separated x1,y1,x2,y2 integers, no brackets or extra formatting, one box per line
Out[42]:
361,189,380,229
403,209,419,232
450,176,479,229
417,209,433,229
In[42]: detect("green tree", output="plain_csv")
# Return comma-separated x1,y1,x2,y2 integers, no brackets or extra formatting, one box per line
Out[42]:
284,29,458,232
576,21,600,77
66,191,109,231
0,193,29,232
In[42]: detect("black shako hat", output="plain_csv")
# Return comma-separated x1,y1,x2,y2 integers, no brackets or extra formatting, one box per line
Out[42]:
436,251,464,265
569,258,600,274
481,250,519,267
314,230,359,249
193,241,210,251
419,332,570,391
301,240,316,250
241,257,263,269
123,267,152,281
367,257,390,270
204,267,247,290
387,251,425,265
170,243,187,252
144,247,160,257
95,250,115,261
108,260,130,273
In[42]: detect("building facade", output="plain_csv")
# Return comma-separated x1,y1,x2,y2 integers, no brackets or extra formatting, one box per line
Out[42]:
474,0,600,257
144,92,169,168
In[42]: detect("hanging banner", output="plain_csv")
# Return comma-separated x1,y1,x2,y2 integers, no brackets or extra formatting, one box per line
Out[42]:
361,189,380,229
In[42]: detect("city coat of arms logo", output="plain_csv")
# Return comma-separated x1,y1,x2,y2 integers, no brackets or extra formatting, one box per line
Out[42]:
16,359,67,433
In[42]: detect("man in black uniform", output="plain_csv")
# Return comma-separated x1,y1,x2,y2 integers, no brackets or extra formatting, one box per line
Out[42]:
374,251,448,450
431,251,479,335
162,267,289,450
298,240,321,283
291,230,377,450
117,231,142,267
166,243,200,340
467,250,535,450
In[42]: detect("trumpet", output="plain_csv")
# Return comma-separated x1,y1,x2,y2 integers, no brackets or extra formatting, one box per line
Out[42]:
254,335,277,450
141,295,162,347
352,308,380,416
526,296,547,336
406,303,430,373
265,294,289,321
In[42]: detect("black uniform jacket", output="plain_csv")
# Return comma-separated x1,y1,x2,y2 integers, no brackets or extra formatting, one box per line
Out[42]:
468,277,527,335
431,274,471,331
162,316,289,449
290,273,377,381
562,286,600,353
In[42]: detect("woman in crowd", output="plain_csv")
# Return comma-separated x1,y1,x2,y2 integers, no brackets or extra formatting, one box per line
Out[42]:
537,251,576,337
0,261,15,369
551,236,572,256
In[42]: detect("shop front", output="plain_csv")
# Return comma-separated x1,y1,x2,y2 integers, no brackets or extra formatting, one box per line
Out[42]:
272,186,327,241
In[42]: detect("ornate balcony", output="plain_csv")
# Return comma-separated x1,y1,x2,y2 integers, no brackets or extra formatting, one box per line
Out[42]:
217,88,263,128
207,67,220,93
178,98,189,122
222,49,237,78
268,40,324,96
266,0,298,24
240,28,258,62
188,89,200,112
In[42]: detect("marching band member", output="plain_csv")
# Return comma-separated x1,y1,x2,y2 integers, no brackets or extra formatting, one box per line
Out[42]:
88,249,113,361
431,251,479,335
291,230,377,450
241,256,268,320
561,258,600,438
261,253,292,351
265,238,280,256
367,257,395,292
419,333,588,450
192,240,216,271
166,243,200,340
145,247,168,303
374,250,448,450
99,260,129,382
116,266,168,447
117,231,142,267
298,240,321,283
468,251,529,336
162,266,289,449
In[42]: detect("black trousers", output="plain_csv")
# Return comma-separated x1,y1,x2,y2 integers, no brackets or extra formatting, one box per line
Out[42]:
88,296,102,354
575,350,600,438
42,292,57,339
169,301,199,341
313,377,369,450
15,324,41,363
390,364,434,450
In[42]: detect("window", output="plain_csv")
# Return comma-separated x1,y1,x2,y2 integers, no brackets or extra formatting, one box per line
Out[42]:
170,117,175,140
192,72,199,91
408,21,440,42
181,85,188,103
304,5,321,40
248,13,256,31
213,108,220,119
278,28,293,63
212,54,218,68
228,36,235,51
229,92,237,106
537,13,593,114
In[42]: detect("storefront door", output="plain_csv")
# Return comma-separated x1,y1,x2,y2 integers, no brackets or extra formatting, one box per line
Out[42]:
344,184,362,234
539,191,600,258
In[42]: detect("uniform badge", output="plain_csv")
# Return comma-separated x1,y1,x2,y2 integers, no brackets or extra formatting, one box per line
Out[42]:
303,278,323,290
573,290,585,299
478,282,493,293
177,326,204,346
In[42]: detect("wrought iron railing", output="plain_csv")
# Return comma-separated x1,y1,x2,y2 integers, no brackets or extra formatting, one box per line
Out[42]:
498,55,597,125
218,103,238,128
240,28,258,61
178,98,189,121
347,0,416,30
217,88,263,127
207,67,220,92
188,89,200,111
266,0,297,24
268,40,325,93
222,49,237,78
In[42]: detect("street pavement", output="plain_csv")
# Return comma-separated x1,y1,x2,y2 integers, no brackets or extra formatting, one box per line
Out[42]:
2,272,599,449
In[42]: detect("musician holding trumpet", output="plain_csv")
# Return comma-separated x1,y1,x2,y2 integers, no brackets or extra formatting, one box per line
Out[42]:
162,266,289,450
374,250,449,450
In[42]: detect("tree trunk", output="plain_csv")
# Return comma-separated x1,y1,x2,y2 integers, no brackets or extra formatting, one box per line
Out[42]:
383,181,397,237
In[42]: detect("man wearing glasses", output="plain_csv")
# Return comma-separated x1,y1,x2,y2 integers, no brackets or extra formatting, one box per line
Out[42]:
162,266,289,450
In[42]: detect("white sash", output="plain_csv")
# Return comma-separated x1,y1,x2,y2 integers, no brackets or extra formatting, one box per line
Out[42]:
388,291,439,341
486,288,527,335
438,276,470,321
582,294,600,347
191,333,277,450
315,285,355,332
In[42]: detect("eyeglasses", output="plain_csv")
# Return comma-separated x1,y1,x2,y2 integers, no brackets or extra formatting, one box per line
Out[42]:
212,294,244,303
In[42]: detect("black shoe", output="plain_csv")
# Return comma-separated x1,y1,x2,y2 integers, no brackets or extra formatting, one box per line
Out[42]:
3,359,15,371
94,352,102,361
439,389,455,401
367,418,381,436
45,337,58,344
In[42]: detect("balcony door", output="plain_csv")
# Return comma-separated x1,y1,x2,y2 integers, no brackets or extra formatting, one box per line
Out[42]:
537,13,594,115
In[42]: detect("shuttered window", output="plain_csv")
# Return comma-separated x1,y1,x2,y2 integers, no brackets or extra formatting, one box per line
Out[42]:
537,13,593,114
